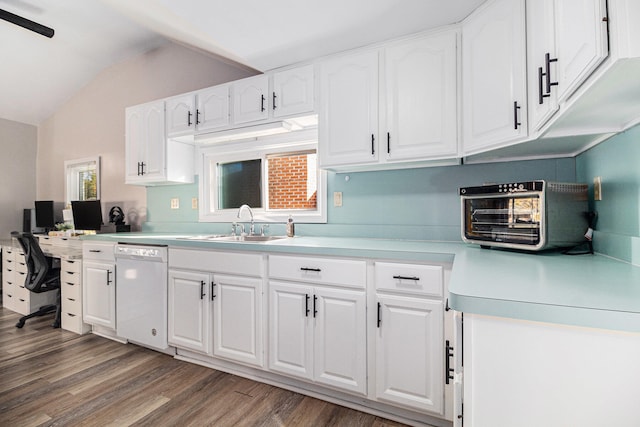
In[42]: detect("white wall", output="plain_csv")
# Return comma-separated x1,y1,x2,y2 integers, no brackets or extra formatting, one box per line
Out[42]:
36,42,256,230
0,118,37,237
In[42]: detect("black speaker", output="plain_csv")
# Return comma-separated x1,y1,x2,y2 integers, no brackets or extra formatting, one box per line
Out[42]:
23,209,31,232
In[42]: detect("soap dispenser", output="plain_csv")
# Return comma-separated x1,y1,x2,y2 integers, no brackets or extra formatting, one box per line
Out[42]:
286,215,295,237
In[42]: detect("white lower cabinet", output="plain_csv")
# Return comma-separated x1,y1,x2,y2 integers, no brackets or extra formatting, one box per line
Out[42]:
168,248,264,368
269,281,367,395
374,262,445,415
268,255,367,395
168,269,211,354
82,242,116,330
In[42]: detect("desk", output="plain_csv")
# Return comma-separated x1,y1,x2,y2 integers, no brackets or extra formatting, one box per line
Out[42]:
1,237,89,334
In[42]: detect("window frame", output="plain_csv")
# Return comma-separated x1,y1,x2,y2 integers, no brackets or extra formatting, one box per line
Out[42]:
198,129,326,224
64,156,100,205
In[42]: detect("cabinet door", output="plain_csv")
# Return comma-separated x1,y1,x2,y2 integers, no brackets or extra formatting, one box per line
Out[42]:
272,65,315,118
166,94,195,137
168,270,210,354
212,274,263,367
527,0,560,132
319,51,379,168
314,287,367,395
82,261,116,329
125,105,144,183
268,281,314,380
554,0,608,103
141,101,166,180
125,101,166,184
197,85,230,132
462,0,527,154
376,295,444,414
384,31,458,161
232,75,269,125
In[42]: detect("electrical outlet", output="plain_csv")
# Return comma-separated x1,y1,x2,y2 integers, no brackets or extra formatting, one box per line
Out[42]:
333,192,343,207
192,198,198,209
594,176,602,201
170,198,179,209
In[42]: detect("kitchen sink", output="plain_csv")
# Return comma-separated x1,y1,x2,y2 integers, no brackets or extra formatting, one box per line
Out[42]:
178,234,286,242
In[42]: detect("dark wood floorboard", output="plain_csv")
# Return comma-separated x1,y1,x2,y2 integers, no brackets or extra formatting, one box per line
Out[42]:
0,307,407,427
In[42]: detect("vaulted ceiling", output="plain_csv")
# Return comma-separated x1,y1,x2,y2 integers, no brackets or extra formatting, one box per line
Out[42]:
1,0,485,126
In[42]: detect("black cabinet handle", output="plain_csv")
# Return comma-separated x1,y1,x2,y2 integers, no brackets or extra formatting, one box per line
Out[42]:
188,110,193,127
137,161,142,176
387,132,390,154
545,53,558,94
196,109,201,125
538,67,550,105
261,94,266,112
200,280,205,300
371,134,375,155
140,162,146,175
300,267,321,272
107,270,113,286
313,295,318,318
513,101,521,130
393,275,420,281
445,340,455,385
377,302,382,328
272,92,277,110
89,249,102,253
305,293,310,317
211,282,216,301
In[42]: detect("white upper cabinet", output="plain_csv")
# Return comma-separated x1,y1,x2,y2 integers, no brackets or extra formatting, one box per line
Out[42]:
125,100,194,186
462,0,527,155
232,75,270,125
319,29,458,170
197,84,231,132
272,64,315,118
383,30,458,162
528,0,608,132
166,94,195,137
319,50,379,168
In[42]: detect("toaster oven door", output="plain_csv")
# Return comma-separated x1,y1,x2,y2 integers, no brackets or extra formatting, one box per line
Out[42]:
463,194,542,246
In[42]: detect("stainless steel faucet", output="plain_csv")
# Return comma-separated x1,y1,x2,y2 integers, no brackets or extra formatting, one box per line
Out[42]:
236,204,254,235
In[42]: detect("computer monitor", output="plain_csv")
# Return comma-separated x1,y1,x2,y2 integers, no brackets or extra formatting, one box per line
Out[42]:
34,200,55,230
71,200,103,231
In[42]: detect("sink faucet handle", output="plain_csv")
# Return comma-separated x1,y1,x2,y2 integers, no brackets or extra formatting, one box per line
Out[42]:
231,222,238,236
260,224,270,236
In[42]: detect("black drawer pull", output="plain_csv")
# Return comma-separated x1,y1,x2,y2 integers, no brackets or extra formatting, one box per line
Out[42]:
377,302,382,328
89,249,102,253
305,294,310,317
393,275,420,281
300,267,321,272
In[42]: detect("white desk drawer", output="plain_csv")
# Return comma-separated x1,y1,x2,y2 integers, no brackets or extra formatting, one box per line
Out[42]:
62,294,82,314
375,262,443,297
62,259,82,274
61,311,86,334
62,281,82,301
269,255,366,289
61,270,81,286
15,259,28,274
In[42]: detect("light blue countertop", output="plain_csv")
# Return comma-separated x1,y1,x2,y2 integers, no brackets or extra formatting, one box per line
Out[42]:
82,233,640,333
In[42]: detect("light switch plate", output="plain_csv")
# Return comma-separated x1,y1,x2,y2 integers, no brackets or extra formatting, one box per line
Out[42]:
170,198,179,209
192,198,198,209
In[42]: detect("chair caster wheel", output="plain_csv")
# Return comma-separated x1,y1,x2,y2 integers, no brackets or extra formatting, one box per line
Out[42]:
15,320,25,328
52,322,61,328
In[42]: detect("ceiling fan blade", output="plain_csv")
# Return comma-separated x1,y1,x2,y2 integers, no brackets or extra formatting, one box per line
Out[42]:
0,8,54,38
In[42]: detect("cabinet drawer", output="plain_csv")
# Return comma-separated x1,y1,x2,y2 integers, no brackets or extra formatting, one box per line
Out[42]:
61,311,85,333
62,294,83,314
61,270,81,285
83,242,115,262
269,255,366,289
14,297,30,315
375,262,443,297
62,259,82,273
62,280,82,301
15,258,28,274
2,255,14,269
14,271,27,288
169,248,263,277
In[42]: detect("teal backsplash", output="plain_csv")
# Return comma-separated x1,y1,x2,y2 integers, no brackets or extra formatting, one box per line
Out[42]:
146,157,576,241
576,124,640,265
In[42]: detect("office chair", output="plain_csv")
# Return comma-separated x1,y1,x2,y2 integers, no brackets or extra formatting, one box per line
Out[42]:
10,231,61,328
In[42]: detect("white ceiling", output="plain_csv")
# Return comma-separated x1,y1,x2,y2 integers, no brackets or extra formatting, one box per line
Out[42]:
1,0,485,126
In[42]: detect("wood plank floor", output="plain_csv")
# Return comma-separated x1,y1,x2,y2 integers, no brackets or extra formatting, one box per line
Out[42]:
0,307,407,427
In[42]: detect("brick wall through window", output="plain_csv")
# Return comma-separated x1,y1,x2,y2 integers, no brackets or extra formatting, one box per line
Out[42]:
268,153,317,209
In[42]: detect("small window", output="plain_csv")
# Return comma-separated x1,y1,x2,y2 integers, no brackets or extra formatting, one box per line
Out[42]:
218,159,262,209
199,130,326,223
65,157,100,205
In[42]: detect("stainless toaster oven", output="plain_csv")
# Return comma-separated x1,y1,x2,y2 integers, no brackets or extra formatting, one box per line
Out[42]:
460,180,589,251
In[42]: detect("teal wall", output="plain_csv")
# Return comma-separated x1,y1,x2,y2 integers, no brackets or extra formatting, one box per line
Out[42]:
146,157,576,241
576,124,640,265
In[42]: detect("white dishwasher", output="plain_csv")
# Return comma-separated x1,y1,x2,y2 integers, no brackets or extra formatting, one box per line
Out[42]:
115,244,169,352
